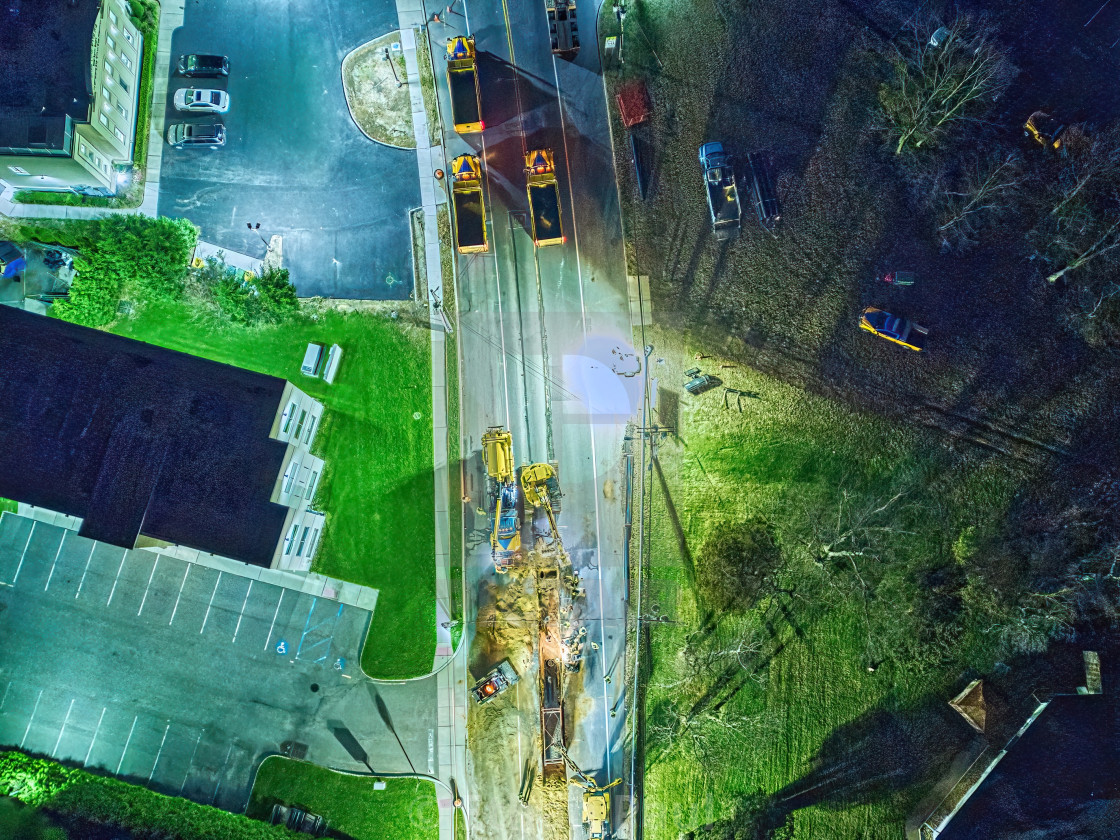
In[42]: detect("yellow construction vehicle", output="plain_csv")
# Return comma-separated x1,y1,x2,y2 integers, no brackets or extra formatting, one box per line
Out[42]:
481,427,521,572
519,462,563,547
1025,111,1066,151
556,747,622,840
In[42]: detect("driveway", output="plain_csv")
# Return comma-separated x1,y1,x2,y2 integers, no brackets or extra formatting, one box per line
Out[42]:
156,0,419,300
0,513,437,811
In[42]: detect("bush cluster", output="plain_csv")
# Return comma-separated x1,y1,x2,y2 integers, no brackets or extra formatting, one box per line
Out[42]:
0,751,293,840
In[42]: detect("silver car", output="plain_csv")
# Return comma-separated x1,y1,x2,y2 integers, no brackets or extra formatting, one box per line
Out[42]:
172,88,230,113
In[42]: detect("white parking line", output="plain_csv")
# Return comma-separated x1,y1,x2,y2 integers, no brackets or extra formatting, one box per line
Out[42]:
116,715,138,774
169,564,191,625
199,572,222,634
263,589,285,650
211,742,234,804
0,680,11,711
85,707,107,764
137,556,160,616
20,688,43,749
75,544,96,599
53,698,76,754
179,730,203,795
149,723,170,782
231,580,254,643
11,521,36,586
105,549,129,606
44,531,67,591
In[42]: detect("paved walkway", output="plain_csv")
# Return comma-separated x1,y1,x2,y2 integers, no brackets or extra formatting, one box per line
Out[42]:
0,0,184,220
394,6,471,840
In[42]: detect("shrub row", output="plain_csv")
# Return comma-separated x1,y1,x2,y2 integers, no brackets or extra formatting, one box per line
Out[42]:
0,751,294,840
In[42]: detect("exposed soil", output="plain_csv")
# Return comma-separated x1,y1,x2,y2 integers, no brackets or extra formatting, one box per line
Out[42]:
342,33,415,149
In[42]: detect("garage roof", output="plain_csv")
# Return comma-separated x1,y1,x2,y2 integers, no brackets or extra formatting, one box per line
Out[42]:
0,307,290,566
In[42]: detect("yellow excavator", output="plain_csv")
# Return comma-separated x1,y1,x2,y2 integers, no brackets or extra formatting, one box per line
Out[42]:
519,462,563,548
557,745,622,840
482,427,521,572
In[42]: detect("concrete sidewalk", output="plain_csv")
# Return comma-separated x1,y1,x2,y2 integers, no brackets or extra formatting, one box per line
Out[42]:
394,5,471,840
0,0,184,220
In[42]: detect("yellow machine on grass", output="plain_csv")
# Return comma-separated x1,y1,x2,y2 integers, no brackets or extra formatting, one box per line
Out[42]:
482,427,521,572
520,461,563,548
1025,111,1066,151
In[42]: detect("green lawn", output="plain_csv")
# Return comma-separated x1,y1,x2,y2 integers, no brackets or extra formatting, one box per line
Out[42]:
109,303,436,678
0,499,16,515
248,758,437,840
639,327,1024,840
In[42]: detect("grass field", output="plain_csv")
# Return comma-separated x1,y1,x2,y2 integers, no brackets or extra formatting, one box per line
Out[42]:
637,327,1024,840
441,205,465,646
248,758,437,840
109,302,436,678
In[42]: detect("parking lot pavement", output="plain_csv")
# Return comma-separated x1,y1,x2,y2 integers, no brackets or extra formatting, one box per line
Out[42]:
156,0,419,300
0,513,437,811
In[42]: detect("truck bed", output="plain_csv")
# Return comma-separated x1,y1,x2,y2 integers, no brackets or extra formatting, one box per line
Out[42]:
529,182,562,244
448,69,480,127
707,180,740,224
453,189,485,251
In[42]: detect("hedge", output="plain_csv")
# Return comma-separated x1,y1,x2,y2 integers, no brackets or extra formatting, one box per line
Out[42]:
0,751,297,840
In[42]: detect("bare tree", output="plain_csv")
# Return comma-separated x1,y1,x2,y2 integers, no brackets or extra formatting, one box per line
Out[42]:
1031,124,1120,283
878,16,1014,155
937,152,1024,250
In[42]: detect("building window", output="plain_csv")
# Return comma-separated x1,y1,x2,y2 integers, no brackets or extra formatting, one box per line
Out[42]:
283,523,299,555
283,464,300,495
118,77,129,93
107,35,116,50
281,401,297,434
121,53,133,69
116,103,126,117
294,409,308,439
296,526,311,556
114,127,125,142
7,166,29,175
306,529,321,558
104,71,113,87
305,472,319,501
303,416,317,445
124,29,135,45
108,8,118,24
99,113,110,127
102,87,111,102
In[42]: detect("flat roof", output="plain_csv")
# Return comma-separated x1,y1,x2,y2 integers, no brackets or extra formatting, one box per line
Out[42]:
0,307,291,566
0,0,99,150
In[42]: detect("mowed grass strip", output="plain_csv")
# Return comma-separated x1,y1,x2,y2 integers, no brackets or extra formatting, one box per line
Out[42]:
109,304,436,678
248,757,437,840
639,327,1021,840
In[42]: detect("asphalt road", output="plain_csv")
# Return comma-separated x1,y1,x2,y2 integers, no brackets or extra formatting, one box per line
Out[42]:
434,0,636,832
0,513,437,811
157,0,419,299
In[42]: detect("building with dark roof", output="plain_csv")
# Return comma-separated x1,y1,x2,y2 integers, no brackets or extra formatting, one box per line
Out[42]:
0,306,326,570
0,0,143,196
934,692,1120,840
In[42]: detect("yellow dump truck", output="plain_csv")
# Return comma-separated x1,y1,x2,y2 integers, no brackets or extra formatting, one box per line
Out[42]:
451,154,488,253
525,149,565,247
481,427,521,571
446,36,483,134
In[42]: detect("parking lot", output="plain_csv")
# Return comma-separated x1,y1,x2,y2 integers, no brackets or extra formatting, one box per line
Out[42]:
156,0,419,300
0,513,437,811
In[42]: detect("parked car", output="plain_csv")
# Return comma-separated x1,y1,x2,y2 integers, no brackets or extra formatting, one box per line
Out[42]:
176,54,229,77
859,307,929,352
166,123,225,148
173,88,229,113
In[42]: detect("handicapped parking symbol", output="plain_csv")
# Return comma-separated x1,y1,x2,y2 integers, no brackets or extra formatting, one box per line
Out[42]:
333,657,346,672
275,639,288,655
